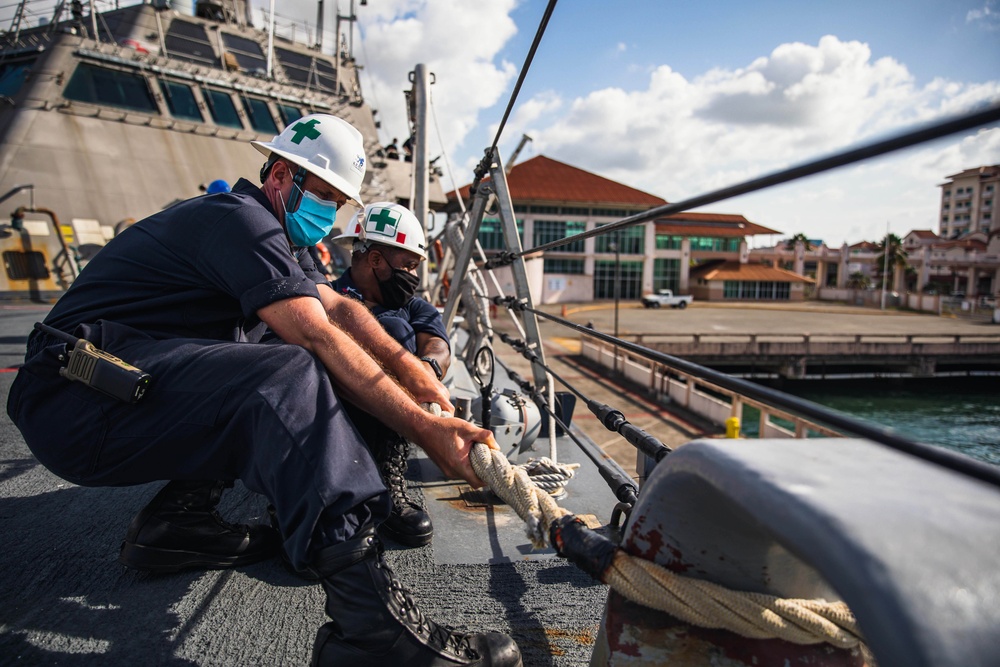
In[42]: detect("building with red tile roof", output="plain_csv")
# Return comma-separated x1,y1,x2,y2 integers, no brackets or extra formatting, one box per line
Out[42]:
449,155,667,209
689,261,813,301
446,154,791,304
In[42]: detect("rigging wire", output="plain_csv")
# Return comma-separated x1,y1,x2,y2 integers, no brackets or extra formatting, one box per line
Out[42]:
517,102,1000,257
473,0,558,189
356,24,386,145
429,88,465,214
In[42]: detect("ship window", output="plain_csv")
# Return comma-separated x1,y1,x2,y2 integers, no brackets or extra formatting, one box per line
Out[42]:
278,104,303,125
201,88,242,129
164,19,218,67
275,48,337,92
159,80,202,122
64,63,158,113
242,97,277,134
0,58,35,97
3,250,50,280
312,58,337,92
220,33,267,73
274,48,312,85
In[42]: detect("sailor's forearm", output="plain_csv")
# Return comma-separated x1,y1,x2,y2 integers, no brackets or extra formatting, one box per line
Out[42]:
326,290,425,378
417,334,451,375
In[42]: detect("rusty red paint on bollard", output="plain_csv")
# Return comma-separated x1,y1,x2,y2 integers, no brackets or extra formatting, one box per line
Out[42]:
595,591,868,666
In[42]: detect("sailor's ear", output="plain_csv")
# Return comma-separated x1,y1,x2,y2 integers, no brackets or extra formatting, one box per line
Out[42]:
264,159,291,187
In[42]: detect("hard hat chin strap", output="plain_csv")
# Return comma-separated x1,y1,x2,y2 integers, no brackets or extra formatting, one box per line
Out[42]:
286,166,309,212
260,157,310,213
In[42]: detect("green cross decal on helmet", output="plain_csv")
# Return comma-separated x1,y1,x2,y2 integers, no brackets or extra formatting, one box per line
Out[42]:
368,207,401,236
250,113,367,208
289,119,322,144
333,202,427,260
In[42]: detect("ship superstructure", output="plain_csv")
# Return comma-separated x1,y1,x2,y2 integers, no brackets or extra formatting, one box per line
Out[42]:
0,0,430,298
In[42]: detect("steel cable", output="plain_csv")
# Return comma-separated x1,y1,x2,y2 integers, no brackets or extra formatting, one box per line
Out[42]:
472,0,559,190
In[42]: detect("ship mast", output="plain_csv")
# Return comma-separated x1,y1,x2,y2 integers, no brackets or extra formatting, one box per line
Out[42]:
335,0,364,62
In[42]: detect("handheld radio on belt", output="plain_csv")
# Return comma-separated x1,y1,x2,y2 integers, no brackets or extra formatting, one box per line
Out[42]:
33,322,152,403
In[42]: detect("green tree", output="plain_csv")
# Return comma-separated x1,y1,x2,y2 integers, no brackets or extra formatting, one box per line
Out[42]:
875,233,908,284
846,271,871,289
784,233,813,251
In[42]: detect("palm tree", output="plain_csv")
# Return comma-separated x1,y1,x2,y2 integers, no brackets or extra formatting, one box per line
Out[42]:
875,233,908,285
784,233,813,251
846,271,871,290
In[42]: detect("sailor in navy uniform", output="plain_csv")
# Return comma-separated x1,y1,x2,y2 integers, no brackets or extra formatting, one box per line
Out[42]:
331,202,449,548
6,115,521,667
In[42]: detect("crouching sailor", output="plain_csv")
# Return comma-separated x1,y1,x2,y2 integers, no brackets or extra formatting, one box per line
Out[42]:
6,114,522,667
332,202,449,548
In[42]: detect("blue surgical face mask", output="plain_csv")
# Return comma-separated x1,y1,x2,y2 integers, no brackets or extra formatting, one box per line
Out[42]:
282,184,339,247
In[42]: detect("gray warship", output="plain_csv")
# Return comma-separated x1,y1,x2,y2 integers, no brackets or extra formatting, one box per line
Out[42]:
0,2,998,666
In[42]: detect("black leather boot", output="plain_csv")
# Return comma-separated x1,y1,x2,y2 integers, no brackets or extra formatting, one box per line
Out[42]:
310,527,522,667
374,435,433,547
119,480,280,573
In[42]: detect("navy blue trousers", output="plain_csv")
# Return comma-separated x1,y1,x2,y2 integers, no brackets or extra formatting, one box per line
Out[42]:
7,320,391,570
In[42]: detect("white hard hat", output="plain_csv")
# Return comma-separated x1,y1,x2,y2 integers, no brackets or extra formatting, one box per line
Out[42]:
333,202,427,260
251,114,366,207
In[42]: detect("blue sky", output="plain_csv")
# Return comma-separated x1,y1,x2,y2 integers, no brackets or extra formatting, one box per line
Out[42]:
499,1,1000,90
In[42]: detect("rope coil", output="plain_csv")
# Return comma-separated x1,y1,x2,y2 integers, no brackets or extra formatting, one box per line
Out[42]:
516,457,578,494
467,442,866,650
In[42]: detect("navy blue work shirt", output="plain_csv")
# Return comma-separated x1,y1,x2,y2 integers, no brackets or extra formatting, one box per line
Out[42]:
40,178,327,342
331,268,448,349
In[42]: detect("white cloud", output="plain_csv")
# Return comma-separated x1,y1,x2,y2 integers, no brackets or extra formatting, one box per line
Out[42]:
355,0,518,164
967,2,1000,30
518,35,1000,246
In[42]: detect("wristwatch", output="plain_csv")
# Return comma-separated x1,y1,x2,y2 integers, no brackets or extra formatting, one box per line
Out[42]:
420,356,444,380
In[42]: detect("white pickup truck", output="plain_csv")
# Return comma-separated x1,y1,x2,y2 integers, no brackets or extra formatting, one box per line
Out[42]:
641,289,693,309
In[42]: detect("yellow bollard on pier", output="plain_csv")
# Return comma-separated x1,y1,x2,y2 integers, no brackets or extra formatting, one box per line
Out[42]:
725,417,741,439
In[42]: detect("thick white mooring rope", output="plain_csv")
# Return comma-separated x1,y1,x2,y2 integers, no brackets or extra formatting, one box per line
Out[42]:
467,442,865,649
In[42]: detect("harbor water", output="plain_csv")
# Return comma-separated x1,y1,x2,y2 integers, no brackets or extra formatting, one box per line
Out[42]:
761,376,1000,466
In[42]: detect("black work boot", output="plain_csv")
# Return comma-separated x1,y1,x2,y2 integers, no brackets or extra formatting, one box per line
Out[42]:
310,527,522,667
119,480,280,573
374,435,433,547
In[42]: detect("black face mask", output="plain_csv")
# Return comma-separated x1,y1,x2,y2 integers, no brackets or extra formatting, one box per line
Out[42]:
375,263,420,309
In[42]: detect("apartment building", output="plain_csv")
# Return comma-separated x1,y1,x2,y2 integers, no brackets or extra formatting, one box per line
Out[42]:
939,165,998,238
